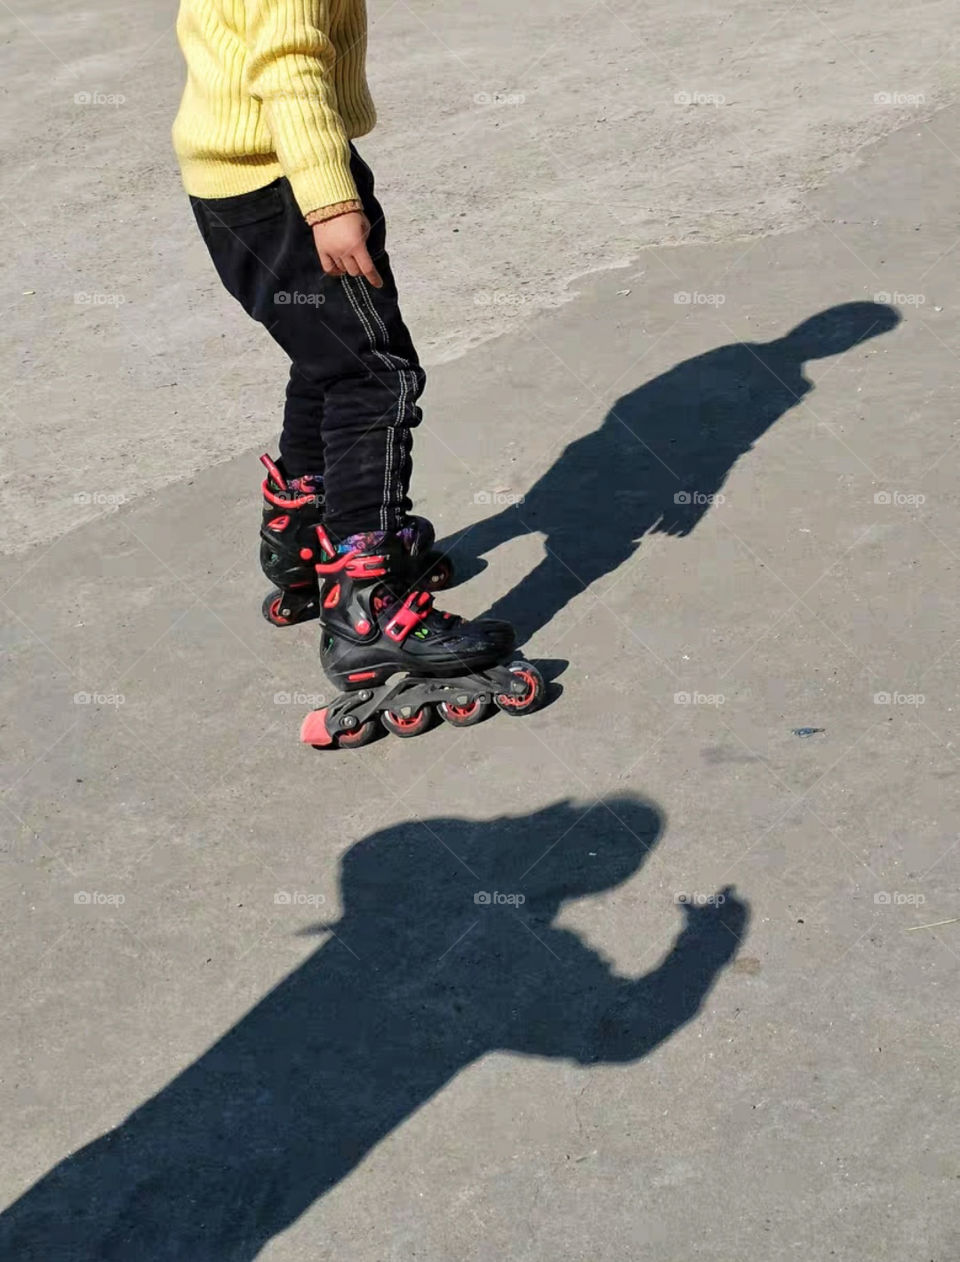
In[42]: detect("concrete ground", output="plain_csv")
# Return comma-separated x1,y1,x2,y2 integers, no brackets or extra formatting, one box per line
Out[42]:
2,2,960,1260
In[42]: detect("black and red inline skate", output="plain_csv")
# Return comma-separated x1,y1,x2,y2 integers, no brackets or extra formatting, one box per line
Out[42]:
259,454,326,626
259,454,454,627
300,528,544,748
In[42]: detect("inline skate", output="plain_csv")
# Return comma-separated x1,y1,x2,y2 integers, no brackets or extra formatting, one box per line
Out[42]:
300,528,544,748
259,454,454,627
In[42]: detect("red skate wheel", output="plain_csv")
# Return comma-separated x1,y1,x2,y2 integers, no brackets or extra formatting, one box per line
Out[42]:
263,592,292,626
426,556,454,591
381,706,433,738
336,719,380,749
438,696,489,727
494,662,544,716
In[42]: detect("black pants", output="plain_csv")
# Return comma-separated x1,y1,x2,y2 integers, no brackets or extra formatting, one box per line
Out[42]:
190,147,425,537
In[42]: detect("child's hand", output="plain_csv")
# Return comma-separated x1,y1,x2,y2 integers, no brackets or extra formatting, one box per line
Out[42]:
312,211,383,288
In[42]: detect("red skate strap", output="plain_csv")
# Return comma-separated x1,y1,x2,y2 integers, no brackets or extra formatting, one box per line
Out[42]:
345,555,387,579
384,591,432,643
314,532,388,579
260,453,287,490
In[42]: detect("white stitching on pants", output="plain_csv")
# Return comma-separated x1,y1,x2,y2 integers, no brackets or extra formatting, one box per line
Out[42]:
341,274,413,532
351,277,404,529
340,275,400,529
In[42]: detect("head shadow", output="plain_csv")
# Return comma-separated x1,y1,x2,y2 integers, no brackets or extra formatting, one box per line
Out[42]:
1,795,748,1260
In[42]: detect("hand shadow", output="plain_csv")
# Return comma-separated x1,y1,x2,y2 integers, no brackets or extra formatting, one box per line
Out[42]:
444,301,900,642
1,796,748,1261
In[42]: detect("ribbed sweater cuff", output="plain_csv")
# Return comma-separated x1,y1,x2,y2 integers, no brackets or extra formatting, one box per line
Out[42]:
285,154,360,218
305,199,364,224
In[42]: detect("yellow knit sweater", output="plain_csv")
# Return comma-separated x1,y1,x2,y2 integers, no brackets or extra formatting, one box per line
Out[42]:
172,0,376,216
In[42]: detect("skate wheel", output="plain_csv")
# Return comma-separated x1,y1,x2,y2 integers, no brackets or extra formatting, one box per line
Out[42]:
263,591,292,626
426,555,454,591
494,662,545,716
301,708,380,749
381,706,434,738
262,588,319,628
336,719,380,749
438,696,490,727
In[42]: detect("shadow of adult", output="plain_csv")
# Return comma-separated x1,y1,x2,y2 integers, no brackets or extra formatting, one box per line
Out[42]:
453,302,899,641
1,796,748,1260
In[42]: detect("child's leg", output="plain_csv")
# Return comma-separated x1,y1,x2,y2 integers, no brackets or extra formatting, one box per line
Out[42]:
281,366,326,480
190,147,424,535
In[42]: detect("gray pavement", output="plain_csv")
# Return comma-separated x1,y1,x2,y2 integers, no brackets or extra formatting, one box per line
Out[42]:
3,3,960,1260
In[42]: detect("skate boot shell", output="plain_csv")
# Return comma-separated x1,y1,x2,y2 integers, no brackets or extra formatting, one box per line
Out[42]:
260,455,453,627
300,530,543,748
259,454,326,626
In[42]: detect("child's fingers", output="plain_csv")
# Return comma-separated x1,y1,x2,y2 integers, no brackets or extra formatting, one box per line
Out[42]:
318,251,341,276
353,247,383,289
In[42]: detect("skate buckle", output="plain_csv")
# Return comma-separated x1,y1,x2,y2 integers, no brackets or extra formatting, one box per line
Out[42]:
314,541,388,580
384,591,431,643
344,554,387,579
